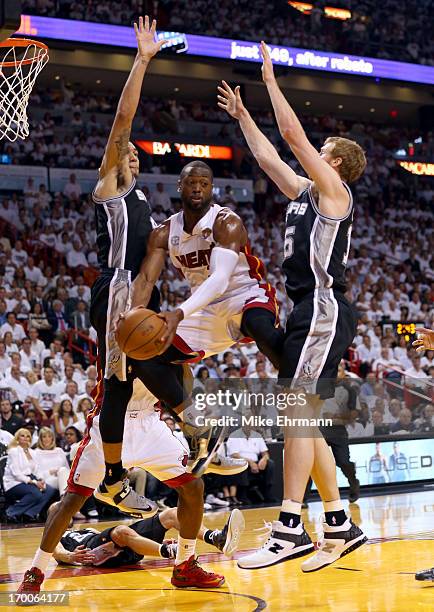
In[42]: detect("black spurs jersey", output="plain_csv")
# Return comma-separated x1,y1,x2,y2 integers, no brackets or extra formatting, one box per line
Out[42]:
60,528,100,552
282,182,353,302
60,517,167,567
93,179,156,280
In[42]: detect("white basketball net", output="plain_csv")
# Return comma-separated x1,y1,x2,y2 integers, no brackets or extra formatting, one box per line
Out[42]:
0,41,49,142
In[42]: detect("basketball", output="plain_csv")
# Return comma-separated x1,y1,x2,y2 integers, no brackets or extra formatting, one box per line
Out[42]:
115,307,166,360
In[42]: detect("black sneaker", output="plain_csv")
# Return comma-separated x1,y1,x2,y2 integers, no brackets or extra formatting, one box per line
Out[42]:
94,471,158,518
211,509,245,556
415,567,434,582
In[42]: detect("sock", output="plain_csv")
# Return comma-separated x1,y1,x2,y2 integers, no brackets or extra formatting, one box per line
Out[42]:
279,499,302,528
175,537,196,565
203,529,219,546
324,500,347,526
31,548,52,573
104,462,124,485
160,543,174,559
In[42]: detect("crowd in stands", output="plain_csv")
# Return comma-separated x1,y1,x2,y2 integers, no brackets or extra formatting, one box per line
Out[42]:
22,0,434,65
2,85,434,179
0,88,433,521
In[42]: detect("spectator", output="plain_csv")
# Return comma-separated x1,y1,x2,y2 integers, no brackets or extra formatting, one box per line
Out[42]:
3,363,32,403
219,185,237,210
66,240,88,269
75,396,93,430
20,337,39,371
54,399,80,439
0,340,11,374
0,312,26,343
48,300,69,333
33,426,70,492
356,335,379,377
0,399,24,434
59,382,81,411
71,300,90,331
414,404,434,433
151,182,172,211
390,408,415,434
24,257,45,285
60,425,82,452
28,327,45,360
63,173,82,199
3,427,56,522
0,427,13,446
371,410,390,435
226,423,275,503
29,366,62,422
3,331,19,357
10,240,28,267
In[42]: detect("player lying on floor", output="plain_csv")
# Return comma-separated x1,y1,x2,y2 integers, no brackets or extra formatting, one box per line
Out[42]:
17,379,247,595
52,507,245,568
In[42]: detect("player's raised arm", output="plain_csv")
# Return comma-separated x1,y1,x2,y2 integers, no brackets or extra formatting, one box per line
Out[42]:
260,42,350,216
97,16,165,192
217,81,310,200
129,222,169,309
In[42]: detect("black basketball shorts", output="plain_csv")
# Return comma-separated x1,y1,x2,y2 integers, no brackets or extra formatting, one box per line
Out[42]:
279,289,358,399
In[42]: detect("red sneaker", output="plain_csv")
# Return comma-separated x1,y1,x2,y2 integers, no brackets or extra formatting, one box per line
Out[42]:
15,567,44,605
171,556,225,588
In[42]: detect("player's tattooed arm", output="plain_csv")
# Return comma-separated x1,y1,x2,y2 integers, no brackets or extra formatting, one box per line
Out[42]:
129,222,170,310
217,81,310,199
97,17,165,193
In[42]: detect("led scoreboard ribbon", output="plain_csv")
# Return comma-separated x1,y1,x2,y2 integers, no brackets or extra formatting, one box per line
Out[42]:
17,15,434,85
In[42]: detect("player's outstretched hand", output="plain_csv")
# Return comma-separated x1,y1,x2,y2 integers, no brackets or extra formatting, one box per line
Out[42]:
156,309,184,354
413,328,434,352
260,41,275,83
134,15,166,61
217,81,245,119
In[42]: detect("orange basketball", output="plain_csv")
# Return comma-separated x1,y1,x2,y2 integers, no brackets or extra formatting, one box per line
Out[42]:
115,308,167,360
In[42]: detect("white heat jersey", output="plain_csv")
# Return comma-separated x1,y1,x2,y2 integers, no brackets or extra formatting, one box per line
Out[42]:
168,203,266,302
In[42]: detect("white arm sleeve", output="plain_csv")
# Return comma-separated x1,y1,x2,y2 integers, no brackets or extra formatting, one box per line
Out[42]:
180,246,239,320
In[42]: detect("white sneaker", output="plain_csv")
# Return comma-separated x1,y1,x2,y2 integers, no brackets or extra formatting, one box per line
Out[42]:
206,494,230,507
205,455,248,476
87,509,99,518
237,520,314,569
213,508,245,556
204,502,212,511
301,517,367,572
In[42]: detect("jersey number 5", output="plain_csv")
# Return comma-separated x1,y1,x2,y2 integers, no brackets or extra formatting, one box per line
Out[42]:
284,226,295,259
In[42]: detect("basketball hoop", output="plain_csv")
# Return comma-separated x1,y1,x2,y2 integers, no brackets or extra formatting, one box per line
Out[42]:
0,38,49,142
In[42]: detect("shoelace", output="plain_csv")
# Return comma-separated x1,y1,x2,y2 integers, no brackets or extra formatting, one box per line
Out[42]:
188,557,215,577
25,570,40,584
315,513,326,547
253,520,273,548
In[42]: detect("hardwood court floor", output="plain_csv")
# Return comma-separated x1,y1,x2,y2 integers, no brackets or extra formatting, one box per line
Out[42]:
1,490,433,611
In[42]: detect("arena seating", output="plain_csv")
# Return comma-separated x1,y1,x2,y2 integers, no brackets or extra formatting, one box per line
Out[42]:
21,0,434,65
